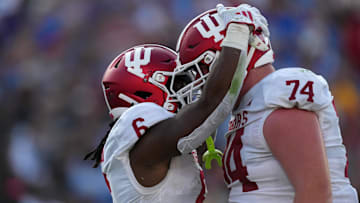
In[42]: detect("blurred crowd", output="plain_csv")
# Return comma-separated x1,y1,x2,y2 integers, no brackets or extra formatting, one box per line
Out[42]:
1,0,359,202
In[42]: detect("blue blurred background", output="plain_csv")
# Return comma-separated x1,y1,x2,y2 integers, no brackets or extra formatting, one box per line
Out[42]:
1,0,359,202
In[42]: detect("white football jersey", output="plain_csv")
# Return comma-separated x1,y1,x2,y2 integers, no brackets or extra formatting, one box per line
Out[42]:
101,102,206,203
223,68,358,203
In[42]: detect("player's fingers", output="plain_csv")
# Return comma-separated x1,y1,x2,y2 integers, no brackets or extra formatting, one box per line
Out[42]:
216,4,226,15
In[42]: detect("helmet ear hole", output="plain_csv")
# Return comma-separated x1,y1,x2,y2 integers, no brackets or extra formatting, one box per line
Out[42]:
134,91,152,99
188,42,200,49
114,58,122,68
103,83,110,89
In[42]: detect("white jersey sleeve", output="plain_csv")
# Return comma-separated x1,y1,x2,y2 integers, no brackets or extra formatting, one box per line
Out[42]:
259,67,333,111
102,102,174,172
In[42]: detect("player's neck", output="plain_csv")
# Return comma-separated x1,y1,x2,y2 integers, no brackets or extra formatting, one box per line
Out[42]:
235,64,275,108
240,64,275,97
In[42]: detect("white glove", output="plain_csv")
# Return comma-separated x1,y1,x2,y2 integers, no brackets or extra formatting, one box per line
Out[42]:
216,4,270,37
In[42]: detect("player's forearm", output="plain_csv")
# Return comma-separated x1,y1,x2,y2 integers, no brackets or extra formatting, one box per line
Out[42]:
174,24,250,154
199,23,250,111
198,47,242,110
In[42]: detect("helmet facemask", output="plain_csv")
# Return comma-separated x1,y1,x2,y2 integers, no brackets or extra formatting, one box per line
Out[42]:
168,50,219,106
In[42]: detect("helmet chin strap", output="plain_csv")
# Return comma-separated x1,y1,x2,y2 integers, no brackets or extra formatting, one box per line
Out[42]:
102,83,112,114
108,93,139,120
109,107,129,120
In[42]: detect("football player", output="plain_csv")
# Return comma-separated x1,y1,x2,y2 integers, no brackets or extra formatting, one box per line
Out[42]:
84,28,254,203
176,4,359,203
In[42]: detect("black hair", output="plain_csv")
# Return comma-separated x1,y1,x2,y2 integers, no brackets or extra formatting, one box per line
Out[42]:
84,119,117,168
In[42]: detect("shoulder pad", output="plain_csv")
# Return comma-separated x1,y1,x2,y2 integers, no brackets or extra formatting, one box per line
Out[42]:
102,103,174,171
119,102,174,138
260,68,333,111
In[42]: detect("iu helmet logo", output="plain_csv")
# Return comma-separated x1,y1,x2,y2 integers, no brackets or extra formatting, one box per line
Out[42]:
125,47,152,78
193,13,226,43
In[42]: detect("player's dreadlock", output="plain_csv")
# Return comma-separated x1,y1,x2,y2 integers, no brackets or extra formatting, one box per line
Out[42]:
84,119,117,168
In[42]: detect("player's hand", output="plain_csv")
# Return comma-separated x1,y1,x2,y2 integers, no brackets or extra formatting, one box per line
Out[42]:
216,4,269,37
216,4,254,28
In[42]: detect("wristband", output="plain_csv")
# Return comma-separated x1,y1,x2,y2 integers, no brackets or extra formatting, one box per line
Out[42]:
220,23,250,51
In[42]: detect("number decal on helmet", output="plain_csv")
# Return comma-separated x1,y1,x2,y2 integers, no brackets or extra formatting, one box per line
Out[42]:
125,47,152,78
193,13,226,43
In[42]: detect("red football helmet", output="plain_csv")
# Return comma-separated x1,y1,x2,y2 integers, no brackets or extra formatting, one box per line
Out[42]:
175,7,275,97
102,44,191,119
